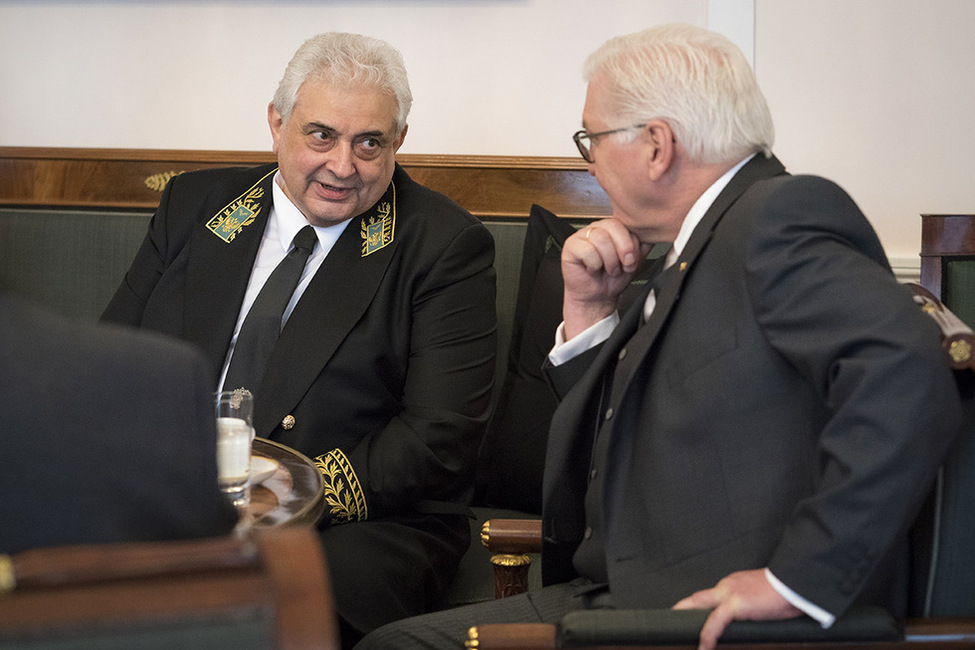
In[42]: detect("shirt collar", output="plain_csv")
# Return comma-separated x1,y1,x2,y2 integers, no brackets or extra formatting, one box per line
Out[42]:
666,154,754,267
271,171,351,252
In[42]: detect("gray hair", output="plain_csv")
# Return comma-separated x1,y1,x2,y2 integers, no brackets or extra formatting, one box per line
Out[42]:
272,32,413,132
583,23,774,164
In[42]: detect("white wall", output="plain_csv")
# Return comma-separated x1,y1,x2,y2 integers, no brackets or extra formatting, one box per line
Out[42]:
0,0,706,155
755,0,975,270
1,0,973,266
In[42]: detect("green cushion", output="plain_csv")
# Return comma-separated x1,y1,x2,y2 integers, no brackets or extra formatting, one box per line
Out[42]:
0,209,151,321
944,257,975,329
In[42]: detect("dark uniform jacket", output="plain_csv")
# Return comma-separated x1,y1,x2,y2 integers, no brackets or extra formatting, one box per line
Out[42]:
102,162,497,634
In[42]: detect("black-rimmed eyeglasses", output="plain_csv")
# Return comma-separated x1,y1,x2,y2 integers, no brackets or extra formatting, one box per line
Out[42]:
572,124,647,163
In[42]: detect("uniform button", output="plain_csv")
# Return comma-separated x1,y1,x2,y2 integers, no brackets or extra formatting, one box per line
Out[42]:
584,527,593,539
618,348,627,361
281,415,296,430
604,407,614,420
589,467,598,480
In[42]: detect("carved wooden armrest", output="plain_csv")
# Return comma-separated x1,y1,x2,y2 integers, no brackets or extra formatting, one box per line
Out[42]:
466,623,555,649
480,518,542,599
906,282,975,369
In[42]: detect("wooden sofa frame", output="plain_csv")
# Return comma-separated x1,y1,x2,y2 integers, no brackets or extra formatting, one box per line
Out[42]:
0,147,610,219
0,527,340,649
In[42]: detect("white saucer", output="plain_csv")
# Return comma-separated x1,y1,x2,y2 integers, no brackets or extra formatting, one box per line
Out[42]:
250,456,280,484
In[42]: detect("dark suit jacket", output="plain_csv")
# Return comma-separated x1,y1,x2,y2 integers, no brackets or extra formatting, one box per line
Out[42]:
0,296,237,554
541,154,963,620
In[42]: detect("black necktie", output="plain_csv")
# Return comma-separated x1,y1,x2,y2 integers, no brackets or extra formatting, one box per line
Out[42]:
629,244,671,327
223,225,317,393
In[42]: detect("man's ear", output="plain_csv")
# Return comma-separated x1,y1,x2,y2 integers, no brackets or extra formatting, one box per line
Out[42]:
268,102,284,155
644,120,675,181
393,123,408,152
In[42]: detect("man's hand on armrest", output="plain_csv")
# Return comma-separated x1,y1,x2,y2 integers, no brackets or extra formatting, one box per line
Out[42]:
672,568,804,650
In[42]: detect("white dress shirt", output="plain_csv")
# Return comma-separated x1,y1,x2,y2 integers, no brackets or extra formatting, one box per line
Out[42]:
218,173,352,391
549,154,752,364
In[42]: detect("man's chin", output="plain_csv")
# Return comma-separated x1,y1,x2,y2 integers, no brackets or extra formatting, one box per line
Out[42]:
301,197,359,227
305,213,356,228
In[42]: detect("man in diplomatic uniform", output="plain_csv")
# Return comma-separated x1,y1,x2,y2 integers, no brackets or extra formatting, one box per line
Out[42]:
356,23,963,650
102,32,497,646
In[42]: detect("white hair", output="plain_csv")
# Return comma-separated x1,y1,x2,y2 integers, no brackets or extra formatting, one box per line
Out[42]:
584,23,774,164
272,32,412,131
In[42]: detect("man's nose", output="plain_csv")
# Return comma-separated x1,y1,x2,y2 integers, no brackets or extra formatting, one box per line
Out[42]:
325,141,356,178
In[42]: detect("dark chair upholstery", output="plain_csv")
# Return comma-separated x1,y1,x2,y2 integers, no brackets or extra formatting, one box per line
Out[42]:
439,208,573,609
0,527,339,650
476,206,669,516
446,207,668,606
476,205,577,515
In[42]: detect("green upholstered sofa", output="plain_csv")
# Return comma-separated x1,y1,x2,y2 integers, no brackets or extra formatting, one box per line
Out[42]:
0,206,565,615
0,201,580,597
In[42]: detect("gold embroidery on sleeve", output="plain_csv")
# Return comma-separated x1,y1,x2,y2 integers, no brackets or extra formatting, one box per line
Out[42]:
314,449,368,523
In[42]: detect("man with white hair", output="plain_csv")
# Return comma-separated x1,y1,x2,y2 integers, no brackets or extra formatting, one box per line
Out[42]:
103,32,497,646
356,23,962,650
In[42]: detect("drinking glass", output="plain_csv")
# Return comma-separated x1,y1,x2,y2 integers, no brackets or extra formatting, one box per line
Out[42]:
215,389,254,508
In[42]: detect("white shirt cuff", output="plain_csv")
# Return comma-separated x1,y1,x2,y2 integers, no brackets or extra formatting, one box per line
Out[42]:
548,312,620,367
765,568,836,629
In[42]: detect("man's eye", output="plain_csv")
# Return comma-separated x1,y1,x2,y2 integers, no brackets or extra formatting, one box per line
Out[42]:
355,137,384,159
308,131,338,151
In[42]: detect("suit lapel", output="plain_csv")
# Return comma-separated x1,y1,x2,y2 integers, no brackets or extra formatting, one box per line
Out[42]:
542,281,648,520
184,169,276,377
549,247,669,442
546,154,789,485
610,154,787,396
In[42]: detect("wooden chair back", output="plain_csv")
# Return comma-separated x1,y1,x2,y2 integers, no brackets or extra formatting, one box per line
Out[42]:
0,527,339,649
920,214,975,329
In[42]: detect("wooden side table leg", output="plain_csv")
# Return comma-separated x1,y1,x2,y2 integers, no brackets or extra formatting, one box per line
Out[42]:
490,553,532,599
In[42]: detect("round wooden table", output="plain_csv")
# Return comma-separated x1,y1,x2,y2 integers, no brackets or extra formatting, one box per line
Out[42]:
244,437,325,527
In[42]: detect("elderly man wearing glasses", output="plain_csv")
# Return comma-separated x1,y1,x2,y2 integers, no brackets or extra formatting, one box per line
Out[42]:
356,22,965,650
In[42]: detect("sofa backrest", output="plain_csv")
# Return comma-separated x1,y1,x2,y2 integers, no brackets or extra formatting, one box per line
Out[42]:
0,148,610,388
0,208,151,321
0,207,526,386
